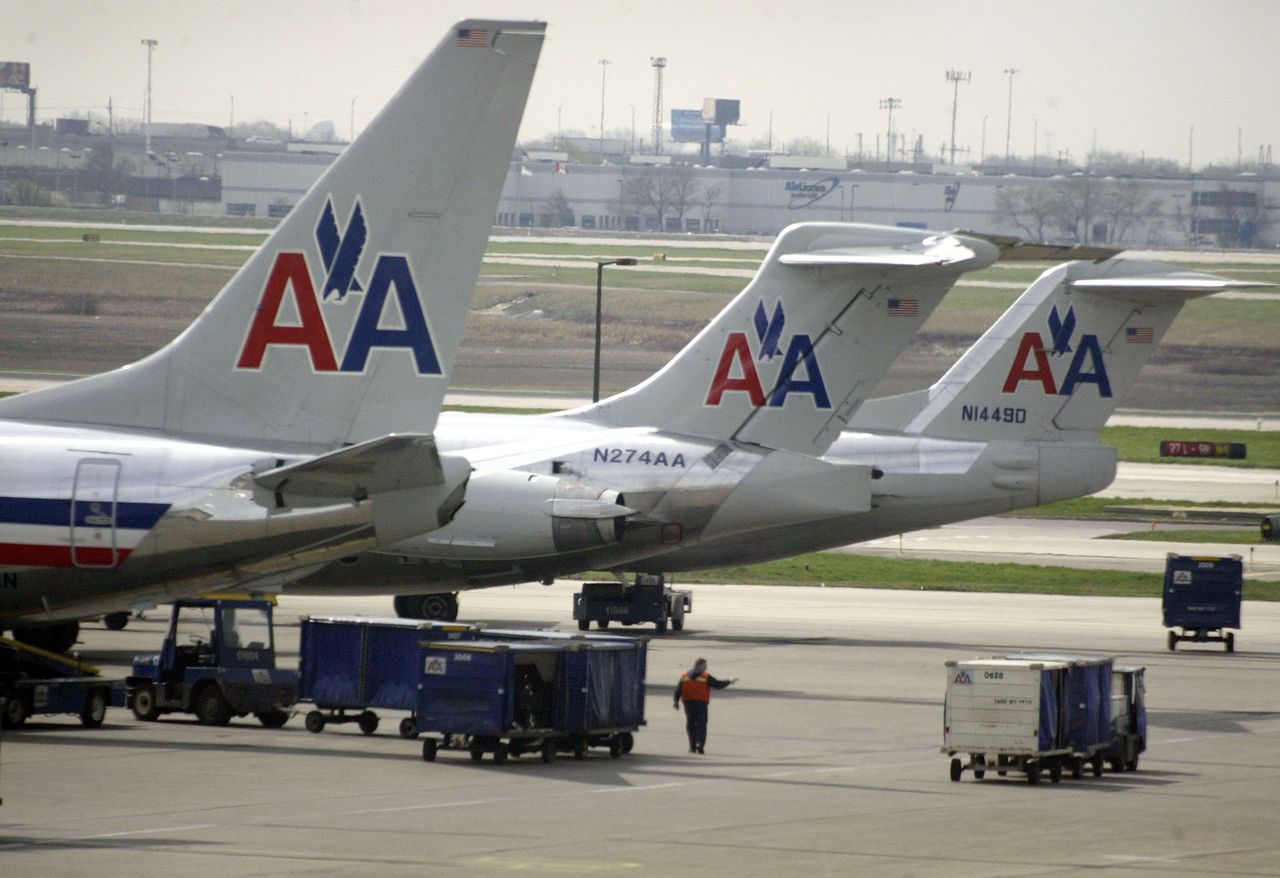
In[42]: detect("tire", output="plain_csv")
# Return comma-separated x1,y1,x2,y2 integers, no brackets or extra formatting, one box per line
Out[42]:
1025,760,1040,785
1050,761,1062,784
493,742,509,765
655,617,668,634
672,612,684,631
597,620,609,630
399,717,418,739
13,621,79,654
1071,758,1083,780
609,736,624,759
470,746,484,764
1226,632,1235,653
194,686,232,726
422,739,438,762
1126,754,1140,772
102,612,129,631
131,684,160,721
578,618,590,631
973,755,986,781
1168,630,1177,651
950,758,963,782
2,693,28,728
256,709,289,729
396,593,458,621
620,732,634,754
80,688,108,727
305,710,326,733
573,738,587,761
1091,756,1104,777
541,742,556,763
358,711,379,735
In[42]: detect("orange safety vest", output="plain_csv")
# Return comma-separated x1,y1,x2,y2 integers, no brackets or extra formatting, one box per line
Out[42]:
679,672,712,703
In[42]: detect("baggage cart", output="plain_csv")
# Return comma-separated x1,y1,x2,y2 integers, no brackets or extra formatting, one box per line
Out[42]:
1,636,125,728
1001,653,1114,778
298,615,479,737
416,637,646,764
1103,665,1146,772
1163,554,1242,652
572,573,691,633
943,658,1074,784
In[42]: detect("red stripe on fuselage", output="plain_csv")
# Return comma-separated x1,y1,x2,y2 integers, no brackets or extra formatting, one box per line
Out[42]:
0,543,131,568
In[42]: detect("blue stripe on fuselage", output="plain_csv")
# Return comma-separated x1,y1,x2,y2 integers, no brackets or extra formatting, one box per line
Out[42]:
0,496,171,530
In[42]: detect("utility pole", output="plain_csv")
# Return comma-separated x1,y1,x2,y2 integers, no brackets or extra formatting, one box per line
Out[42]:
879,97,900,166
651,57,666,155
1003,67,1017,167
945,69,970,165
598,59,610,158
141,38,158,156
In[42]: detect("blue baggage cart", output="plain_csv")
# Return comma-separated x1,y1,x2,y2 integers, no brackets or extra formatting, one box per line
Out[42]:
416,637,646,764
1004,653,1114,778
1103,665,1146,772
1163,554,1242,652
298,615,479,737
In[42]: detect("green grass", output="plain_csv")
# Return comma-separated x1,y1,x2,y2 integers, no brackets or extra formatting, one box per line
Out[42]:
1100,426,1280,468
1102,528,1265,545
578,552,1280,600
1017,496,1280,518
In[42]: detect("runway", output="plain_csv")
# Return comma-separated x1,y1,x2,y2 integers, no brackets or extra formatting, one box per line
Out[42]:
2,585,1278,877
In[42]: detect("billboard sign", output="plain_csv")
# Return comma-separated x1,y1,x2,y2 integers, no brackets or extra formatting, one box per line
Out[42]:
671,109,723,143
0,62,31,89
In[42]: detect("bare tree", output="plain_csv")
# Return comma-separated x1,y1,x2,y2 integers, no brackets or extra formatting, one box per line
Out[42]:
542,189,575,227
994,185,1060,241
666,165,702,228
1099,180,1163,244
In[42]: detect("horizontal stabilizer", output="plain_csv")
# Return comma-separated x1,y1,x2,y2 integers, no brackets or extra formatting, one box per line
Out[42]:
543,498,639,520
255,434,456,500
777,234,984,268
960,231,1122,263
1072,274,1273,294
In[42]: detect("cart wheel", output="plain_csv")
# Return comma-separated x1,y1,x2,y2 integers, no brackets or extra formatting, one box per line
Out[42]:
541,742,556,763
1226,632,1235,653
1071,758,1083,780
422,738,438,762
358,711,379,735
194,686,232,726
973,755,985,781
1091,755,1104,777
573,738,587,761
578,619,589,631
949,758,963,782
80,688,109,727
655,617,668,633
2,694,28,728
102,611,130,631
620,732,634,754
597,620,609,629
609,736,624,759
305,710,326,733
131,683,160,722
256,709,289,729
1126,754,1140,772
672,613,684,631
1050,762,1062,784
493,742,509,765
399,717,418,739
1025,760,1040,785
1167,630,1177,651
469,746,484,764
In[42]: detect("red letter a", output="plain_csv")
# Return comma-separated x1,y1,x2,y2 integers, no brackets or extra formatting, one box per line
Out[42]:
706,332,766,406
237,252,339,371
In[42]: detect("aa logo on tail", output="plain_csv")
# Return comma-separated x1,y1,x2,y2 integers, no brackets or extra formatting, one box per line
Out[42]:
706,300,831,408
237,197,441,374
1002,305,1112,398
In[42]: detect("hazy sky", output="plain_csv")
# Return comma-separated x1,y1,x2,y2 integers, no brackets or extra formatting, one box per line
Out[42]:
4,0,1277,167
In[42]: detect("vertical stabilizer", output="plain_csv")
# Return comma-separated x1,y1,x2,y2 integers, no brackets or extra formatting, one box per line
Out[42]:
0,21,545,449
577,223,996,456
850,258,1264,441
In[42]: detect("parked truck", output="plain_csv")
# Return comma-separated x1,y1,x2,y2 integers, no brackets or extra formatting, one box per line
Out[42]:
127,598,298,726
1,636,125,729
573,574,691,633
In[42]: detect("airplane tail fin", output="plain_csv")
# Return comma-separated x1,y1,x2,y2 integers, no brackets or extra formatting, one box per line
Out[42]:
0,20,545,449
849,257,1267,442
576,223,997,456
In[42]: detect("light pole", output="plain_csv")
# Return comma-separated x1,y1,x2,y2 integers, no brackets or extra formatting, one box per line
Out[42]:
1003,67,1018,167
598,59,610,158
879,98,900,166
141,39,158,157
945,69,970,165
593,257,638,402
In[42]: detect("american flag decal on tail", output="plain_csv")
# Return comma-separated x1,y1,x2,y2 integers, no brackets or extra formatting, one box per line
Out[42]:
887,298,919,317
457,28,490,47
1125,326,1153,343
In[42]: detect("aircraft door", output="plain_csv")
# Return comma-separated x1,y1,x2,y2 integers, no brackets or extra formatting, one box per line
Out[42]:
71,458,121,567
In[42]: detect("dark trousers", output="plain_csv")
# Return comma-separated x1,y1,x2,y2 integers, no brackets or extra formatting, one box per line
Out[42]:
682,700,708,751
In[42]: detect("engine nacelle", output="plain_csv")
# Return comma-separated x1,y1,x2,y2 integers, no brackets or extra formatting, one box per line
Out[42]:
402,469,632,561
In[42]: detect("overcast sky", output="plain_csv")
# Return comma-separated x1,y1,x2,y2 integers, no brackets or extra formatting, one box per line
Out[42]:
4,0,1277,167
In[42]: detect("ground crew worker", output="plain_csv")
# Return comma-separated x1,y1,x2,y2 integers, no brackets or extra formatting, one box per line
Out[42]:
673,657,735,754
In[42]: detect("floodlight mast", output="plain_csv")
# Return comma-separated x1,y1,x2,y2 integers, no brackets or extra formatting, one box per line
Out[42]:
945,69,971,165
651,57,666,155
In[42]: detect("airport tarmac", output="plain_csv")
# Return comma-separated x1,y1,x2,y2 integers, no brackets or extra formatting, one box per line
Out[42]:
3,584,1278,877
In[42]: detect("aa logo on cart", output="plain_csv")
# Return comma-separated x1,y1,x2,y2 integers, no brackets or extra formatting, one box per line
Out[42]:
424,657,448,675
